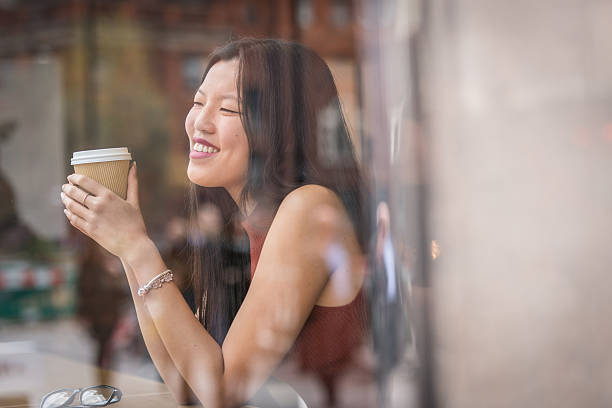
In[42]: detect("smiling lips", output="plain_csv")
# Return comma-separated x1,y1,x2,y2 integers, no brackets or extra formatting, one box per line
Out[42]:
190,138,220,159
193,142,219,153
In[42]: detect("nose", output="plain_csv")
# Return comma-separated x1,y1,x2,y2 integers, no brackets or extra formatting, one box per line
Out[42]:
194,105,215,134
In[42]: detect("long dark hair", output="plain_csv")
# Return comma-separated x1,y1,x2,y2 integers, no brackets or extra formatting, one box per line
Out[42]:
189,38,370,345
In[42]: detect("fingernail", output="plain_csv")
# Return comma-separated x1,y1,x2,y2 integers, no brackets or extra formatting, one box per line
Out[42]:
63,209,69,216
60,192,65,200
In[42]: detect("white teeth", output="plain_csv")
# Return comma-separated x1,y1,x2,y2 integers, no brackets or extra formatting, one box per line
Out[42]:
193,142,219,153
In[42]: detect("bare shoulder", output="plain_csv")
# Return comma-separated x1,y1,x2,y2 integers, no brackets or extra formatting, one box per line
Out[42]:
280,184,343,211
222,185,362,397
262,183,357,269
254,184,351,274
274,184,348,233
270,184,365,307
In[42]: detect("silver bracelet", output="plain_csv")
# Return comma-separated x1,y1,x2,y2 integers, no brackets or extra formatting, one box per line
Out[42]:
137,269,173,297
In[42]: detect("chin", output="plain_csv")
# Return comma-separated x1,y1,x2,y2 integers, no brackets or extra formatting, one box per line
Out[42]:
187,163,210,187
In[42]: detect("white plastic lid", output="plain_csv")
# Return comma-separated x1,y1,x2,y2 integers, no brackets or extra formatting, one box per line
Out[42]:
71,147,132,165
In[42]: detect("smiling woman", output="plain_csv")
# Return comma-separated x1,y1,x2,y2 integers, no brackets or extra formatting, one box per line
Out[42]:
61,38,370,408
185,58,249,201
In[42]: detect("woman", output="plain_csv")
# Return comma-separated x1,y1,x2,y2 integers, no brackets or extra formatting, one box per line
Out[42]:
61,38,370,407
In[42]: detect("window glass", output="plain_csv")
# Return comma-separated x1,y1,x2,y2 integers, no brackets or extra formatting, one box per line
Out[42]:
1,1,418,407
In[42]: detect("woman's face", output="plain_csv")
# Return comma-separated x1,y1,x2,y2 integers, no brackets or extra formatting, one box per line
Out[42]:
185,58,249,201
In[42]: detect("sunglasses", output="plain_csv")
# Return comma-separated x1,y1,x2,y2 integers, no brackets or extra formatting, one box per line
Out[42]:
40,385,122,408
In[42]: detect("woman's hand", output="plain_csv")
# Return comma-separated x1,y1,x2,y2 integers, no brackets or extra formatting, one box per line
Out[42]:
61,163,148,259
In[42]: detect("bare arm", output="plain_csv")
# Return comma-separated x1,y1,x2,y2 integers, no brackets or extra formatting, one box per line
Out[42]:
62,169,356,407
124,185,355,407
124,241,225,407
120,259,198,404
61,168,198,404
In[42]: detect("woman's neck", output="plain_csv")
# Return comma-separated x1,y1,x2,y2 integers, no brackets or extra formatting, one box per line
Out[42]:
227,186,257,217
243,199,257,216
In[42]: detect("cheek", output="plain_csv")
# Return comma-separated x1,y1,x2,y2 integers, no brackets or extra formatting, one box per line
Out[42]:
220,122,248,153
233,133,249,165
185,111,195,134
231,124,248,151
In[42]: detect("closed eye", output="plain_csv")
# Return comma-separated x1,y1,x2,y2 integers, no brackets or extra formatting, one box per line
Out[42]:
193,101,203,106
221,108,239,114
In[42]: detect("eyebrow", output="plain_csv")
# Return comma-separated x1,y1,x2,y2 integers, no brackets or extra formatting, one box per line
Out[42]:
197,90,238,101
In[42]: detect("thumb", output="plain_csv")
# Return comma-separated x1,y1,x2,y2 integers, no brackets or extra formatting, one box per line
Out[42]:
126,161,140,208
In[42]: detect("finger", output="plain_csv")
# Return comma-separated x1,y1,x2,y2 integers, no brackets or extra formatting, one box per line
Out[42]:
61,191,94,221
67,173,107,197
63,208,89,236
67,213,88,236
126,161,140,208
62,183,94,207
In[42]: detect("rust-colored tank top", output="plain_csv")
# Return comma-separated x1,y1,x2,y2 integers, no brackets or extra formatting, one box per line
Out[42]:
241,207,368,375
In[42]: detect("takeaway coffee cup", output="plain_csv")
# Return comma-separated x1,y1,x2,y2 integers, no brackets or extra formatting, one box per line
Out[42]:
70,147,132,199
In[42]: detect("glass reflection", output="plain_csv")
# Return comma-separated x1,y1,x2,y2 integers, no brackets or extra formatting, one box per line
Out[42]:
1,2,415,408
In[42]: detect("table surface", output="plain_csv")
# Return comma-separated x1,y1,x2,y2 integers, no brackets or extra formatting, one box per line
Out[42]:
0,352,187,407
0,351,306,408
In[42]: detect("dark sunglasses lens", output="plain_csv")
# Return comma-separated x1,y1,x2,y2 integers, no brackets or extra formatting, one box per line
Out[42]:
80,387,114,406
41,390,74,408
